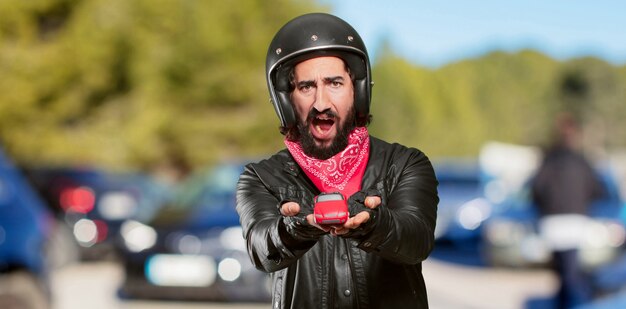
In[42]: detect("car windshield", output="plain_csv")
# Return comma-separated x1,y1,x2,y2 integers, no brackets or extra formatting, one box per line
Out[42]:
150,163,244,228
439,176,480,191
317,193,343,202
436,162,482,192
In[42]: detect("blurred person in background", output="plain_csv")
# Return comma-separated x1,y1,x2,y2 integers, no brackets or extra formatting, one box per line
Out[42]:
532,112,605,309
236,13,439,308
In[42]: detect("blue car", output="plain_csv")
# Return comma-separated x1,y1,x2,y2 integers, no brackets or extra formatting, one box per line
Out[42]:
0,147,54,308
481,166,625,269
117,162,271,302
433,159,491,248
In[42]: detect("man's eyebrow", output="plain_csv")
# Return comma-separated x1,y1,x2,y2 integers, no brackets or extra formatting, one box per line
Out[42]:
296,76,344,88
323,76,345,83
296,80,316,88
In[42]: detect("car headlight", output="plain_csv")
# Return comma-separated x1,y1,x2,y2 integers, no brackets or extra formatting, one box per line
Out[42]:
98,192,138,220
456,198,491,230
73,218,108,247
121,220,157,252
218,257,242,281
220,226,246,252
147,254,216,287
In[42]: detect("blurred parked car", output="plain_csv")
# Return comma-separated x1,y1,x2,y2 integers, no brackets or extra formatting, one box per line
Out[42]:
25,166,171,261
118,162,271,302
0,147,54,308
433,159,491,249
481,166,625,270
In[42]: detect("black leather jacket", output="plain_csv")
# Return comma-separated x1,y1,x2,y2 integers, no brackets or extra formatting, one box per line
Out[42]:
236,136,439,308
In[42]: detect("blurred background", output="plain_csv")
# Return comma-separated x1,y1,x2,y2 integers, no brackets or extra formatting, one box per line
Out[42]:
1,0,625,308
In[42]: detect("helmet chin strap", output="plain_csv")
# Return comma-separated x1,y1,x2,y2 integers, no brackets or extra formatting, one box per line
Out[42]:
353,78,370,119
276,90,296,128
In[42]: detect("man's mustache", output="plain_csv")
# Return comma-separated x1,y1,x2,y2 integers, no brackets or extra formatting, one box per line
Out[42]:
307,109,338,122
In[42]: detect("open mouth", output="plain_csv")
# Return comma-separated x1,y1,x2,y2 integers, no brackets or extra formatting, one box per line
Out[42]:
311,115,336,135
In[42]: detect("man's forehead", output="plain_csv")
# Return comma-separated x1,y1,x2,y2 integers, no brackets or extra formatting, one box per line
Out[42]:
294,56,347,78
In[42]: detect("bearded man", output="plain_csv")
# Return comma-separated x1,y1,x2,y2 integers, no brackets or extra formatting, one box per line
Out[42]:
236,13,439,309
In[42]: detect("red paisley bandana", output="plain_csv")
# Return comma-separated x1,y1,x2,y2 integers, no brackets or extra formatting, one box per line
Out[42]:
285,127,370,197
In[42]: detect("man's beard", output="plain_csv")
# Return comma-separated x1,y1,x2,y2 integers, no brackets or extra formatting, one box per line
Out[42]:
297,107,356,160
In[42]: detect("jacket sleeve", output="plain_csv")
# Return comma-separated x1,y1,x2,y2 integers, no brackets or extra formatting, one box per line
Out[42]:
356,149,439,265
236,164,315,273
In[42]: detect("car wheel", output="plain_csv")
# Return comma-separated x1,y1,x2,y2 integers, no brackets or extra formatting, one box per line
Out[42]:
0,271,49,309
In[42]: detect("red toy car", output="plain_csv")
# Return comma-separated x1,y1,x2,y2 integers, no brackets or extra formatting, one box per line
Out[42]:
314,192,349,225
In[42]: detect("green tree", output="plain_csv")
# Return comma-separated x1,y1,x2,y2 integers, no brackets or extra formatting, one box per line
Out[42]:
557,58,626,152
369,48,626,158
0,0,321,173
1,1,625,172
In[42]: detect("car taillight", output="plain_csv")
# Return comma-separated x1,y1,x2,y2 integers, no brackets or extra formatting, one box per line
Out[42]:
60,186,96,214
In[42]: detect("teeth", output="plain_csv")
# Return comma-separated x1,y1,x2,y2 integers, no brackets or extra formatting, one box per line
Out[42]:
316,125,323,134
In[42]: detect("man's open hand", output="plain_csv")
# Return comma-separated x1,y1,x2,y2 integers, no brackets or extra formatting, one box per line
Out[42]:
331,195,381,236
280,201,331,235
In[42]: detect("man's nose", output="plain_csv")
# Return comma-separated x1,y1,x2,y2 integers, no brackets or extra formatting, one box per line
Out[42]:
312,87,331,112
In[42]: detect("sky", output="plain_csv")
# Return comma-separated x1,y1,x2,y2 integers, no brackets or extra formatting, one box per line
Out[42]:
322,0,626,68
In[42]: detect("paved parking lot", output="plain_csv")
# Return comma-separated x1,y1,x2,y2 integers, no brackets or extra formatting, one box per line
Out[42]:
50,258,556,309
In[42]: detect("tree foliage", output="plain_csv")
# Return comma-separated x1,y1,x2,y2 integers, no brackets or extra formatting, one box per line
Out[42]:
1,0,624,173
370,49,626,158
0,0,320,173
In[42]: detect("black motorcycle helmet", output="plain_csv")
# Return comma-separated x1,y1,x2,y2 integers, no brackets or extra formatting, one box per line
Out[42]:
266,13,372,131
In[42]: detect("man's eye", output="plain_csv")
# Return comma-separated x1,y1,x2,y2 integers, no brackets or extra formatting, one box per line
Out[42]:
299,84,314,92
331,81,343,87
